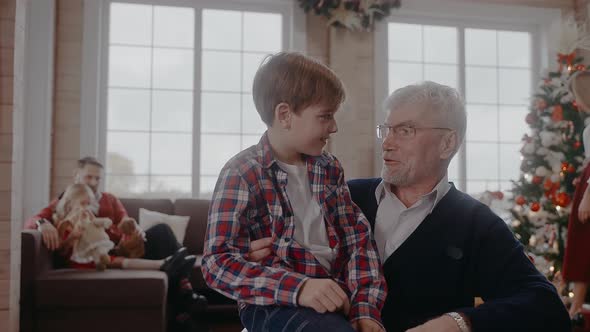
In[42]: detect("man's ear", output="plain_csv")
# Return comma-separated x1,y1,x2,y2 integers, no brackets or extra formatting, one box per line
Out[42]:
274,102,292,129
440,130,458,159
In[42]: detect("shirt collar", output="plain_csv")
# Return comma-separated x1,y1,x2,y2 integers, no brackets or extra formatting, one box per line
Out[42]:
375,174,451,213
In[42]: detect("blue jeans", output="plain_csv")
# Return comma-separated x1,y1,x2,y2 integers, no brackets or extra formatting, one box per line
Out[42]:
240,305,355,332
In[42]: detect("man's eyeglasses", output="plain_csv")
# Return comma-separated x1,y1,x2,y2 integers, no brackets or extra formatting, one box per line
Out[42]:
376,124,453,139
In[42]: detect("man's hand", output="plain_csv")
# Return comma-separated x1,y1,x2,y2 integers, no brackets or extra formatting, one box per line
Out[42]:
39,222,60,251
406,315,461,332
579,192,590,223
352,319,384,332
245,237,273,262
297,278,350,314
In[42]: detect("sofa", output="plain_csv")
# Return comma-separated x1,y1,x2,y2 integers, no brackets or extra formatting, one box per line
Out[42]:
20,198,239,332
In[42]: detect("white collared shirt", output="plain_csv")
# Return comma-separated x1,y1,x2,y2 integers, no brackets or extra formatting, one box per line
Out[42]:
374,176,451,263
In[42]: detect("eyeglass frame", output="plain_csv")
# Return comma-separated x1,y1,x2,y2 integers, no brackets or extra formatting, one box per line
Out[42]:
376,124,454,139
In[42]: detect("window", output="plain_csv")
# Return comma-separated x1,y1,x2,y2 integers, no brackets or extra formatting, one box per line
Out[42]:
102,1,293,198
385,20,533,194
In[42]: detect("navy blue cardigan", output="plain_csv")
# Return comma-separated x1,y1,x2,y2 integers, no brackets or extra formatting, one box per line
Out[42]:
347,178,570,332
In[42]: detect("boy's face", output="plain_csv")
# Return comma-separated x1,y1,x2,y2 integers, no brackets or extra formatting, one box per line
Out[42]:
288,104,339,156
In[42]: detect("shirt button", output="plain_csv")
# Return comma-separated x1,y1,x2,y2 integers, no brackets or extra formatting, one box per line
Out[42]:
283,237,291,242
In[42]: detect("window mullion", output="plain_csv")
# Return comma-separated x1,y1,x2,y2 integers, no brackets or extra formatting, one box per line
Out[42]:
458,25,467,192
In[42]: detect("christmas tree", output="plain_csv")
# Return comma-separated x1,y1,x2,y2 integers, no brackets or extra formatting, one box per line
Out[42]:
510,18,590,281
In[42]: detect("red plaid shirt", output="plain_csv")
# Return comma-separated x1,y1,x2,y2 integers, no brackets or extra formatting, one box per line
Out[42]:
202,133,386,325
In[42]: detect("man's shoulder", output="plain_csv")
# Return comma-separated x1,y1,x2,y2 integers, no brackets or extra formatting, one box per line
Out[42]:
441,187,507,230
347,178,382,193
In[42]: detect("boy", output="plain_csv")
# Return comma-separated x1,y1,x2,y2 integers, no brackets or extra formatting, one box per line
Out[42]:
201,52,386,332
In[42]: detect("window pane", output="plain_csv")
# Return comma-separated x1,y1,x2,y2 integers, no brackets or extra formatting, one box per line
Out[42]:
243,52,268,93
150,176,191,197
389,62,423,94
110,3,152,46
107,132,150,174
202,51,241,92
465,29,497,66
499,69,530,105
201,92,241,133
200,176,218,196
424,25,457,64
499,143,521,180
200,134,241,176
466,67,497,104
467,180,499,194
152,90,193,132
467,142,498,180
242,94,266,134
202,9,242,51
243,12,282,52
499,31,530,68
154,6,194,48
448,153,459,180
106,175,149,197
109,46,151,88
108,89,150,131
499,106,528,143
153,48,194,90
388,23,422,61
466,105,498,142
424,64,457,89
151,133,192,174
242,134,262,150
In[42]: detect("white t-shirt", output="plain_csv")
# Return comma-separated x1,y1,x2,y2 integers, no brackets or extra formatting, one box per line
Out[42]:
276,160,336,271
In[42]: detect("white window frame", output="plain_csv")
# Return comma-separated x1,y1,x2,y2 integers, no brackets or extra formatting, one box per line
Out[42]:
81,0,306,196
373,0,561,192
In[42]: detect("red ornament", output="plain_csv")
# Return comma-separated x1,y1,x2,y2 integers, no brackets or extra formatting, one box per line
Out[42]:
576,64,587,71
573,100,579,110
530,202,541,212
556,192,571,207
568,165,576,173
574,141,582,149
532,176,543,184
491,191,504,200
515,196,526,205
552,105,564,122
561,162,569,171
525,112,538,125
544,178,554,190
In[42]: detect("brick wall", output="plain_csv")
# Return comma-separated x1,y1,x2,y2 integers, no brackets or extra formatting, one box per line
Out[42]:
51,0,83,198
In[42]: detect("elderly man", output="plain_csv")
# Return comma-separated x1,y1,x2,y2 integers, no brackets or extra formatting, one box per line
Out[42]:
249,82,570,331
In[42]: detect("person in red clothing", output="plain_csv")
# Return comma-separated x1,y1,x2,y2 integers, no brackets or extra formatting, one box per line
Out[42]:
24,156,206,332
563,71,590,318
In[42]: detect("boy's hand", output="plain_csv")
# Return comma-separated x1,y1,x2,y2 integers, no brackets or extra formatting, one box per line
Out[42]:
245,237,273,262
297,278,350,314
405,315,461,332
352,319,384,332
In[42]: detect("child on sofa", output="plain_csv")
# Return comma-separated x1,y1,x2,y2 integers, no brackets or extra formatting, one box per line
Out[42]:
55,183,196,275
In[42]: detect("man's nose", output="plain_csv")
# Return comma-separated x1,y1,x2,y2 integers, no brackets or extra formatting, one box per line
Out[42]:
382,133,398,151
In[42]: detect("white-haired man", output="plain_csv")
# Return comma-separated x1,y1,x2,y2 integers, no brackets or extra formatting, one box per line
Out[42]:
249,82,570,332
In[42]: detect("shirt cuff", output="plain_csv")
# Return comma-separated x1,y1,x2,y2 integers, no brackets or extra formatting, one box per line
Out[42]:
274,272,309,307
349,302,384,330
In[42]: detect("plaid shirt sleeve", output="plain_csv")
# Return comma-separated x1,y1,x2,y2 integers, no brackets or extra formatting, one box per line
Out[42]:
201,166,309,306
332,158,387,328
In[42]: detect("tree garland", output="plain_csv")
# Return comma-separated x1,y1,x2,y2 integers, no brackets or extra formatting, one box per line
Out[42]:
298,0,401,31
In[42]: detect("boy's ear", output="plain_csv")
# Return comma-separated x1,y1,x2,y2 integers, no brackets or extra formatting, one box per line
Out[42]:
274,102,292,129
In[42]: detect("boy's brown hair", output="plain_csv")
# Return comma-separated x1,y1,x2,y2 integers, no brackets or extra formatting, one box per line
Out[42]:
252,52,345,126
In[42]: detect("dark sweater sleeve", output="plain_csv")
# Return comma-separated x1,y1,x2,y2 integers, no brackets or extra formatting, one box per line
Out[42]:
459,206,570,332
